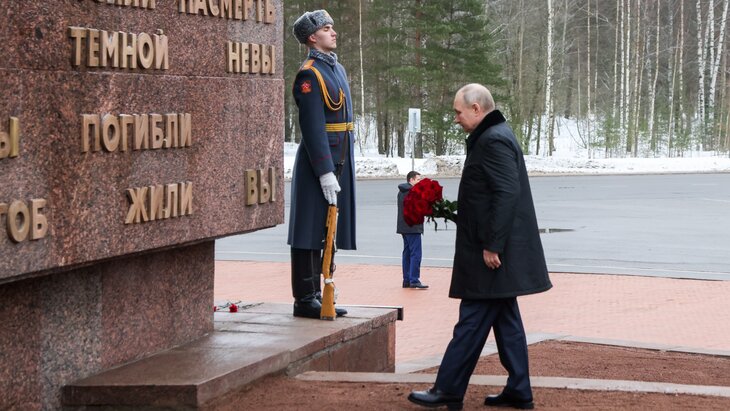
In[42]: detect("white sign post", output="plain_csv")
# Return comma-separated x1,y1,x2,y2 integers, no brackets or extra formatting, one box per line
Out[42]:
407,108,421,171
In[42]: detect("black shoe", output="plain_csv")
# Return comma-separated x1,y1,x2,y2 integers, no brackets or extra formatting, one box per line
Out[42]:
403,281,410,288
408,388,463,410
409,282,429,289
293,297,322,319
484,393,534,409
314,294,347,317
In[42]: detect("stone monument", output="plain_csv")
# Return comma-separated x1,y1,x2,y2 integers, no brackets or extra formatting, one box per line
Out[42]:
0,1,283,409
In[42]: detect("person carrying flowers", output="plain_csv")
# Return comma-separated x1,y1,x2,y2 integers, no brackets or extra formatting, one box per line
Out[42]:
396,171,428,289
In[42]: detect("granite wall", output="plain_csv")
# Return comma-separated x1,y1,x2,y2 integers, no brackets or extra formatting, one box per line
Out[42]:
0,0,284,409
0,0,284,281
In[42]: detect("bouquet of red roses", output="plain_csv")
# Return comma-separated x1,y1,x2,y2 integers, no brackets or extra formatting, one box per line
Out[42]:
403,178,457,230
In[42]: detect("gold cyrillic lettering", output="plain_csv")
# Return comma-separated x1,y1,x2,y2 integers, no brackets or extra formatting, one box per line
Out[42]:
179,113,192,147
258,169,271,203
250,43,260,74
125,187,149,224
96,0,155,8
193,0,208,15
148,185,165,221
243,0,253,20
165,114,178,148
209,0,220,16
137,32,154,69
82,114,101,153
101,114,120,152
100,30,119,67
69,27,87,66
179,182,193,216
154,32,168,70
245,168,277,205
245,169,258,205
120,31,137,69
227,41,241,73
0,131,8,158
235,0,244,19
165,183,178,218
269,167,277,202
1,117,20,159
262,44,274,74
220,0,234,18
119,114,133,152
241,42,250,73
264,0,274,24
87,29,101,67
30,199,48,240
255,0,264,22
150,114,164,149
134,114,149,150
9,117,18,157
7,200,30,243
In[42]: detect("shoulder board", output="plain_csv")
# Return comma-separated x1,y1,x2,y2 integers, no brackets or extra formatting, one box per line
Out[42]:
299,59,315,71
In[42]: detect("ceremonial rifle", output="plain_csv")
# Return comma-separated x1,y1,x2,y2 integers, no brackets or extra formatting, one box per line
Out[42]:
320,203,338,320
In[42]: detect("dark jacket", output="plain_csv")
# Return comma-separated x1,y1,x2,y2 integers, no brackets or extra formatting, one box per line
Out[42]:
396,183,424,235
288,55,356,250
449,110,552,299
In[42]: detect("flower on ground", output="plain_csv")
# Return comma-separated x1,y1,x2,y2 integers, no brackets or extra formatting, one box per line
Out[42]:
213,301,244,312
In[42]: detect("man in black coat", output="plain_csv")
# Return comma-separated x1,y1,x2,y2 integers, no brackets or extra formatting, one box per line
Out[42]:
408,84,552,410
288,10,355,319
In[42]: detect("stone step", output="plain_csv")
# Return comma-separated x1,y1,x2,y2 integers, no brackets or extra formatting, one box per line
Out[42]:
63,303,397,409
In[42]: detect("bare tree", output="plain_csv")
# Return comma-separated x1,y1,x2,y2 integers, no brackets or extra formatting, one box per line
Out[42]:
648,0,660,153
543,0,555,156
696,0,707,148
586,0,593,157
708,0,729,148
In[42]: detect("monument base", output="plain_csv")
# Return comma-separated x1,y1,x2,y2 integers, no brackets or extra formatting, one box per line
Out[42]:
0,242,214,410
62,303,397,409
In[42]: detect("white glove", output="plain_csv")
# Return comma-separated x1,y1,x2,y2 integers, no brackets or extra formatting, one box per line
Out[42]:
319,172,341,205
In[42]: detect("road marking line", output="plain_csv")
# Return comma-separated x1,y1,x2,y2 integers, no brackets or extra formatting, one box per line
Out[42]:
550,263,730,276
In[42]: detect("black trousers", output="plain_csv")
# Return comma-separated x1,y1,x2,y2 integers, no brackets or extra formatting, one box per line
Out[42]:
434,298,532,400
290,247,321,300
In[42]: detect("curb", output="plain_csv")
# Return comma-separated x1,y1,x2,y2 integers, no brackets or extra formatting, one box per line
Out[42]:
296,371,730,398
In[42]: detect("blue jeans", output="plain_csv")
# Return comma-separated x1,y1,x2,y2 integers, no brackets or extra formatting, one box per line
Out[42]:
401,233,422,285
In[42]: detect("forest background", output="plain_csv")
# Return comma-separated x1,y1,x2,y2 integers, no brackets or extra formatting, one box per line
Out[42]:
284,0,730,160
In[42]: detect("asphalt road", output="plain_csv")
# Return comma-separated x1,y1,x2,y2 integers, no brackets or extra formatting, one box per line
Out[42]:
216,173,730,281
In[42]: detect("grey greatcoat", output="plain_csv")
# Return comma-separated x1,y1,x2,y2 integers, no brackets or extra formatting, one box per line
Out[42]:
288,55,356,250
450,110,552,299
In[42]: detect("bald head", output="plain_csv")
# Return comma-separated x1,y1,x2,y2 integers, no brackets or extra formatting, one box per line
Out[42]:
453,84,495,133
456,84,495,113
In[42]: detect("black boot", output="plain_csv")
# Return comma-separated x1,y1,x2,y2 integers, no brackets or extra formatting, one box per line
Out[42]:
291,248,322,319
293,294,323,319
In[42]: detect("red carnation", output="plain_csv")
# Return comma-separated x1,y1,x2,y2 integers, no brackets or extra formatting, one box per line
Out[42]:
402,178,456,230
229,303,238,313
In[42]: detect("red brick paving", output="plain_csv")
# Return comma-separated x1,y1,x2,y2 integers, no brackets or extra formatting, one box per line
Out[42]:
215,261,730,364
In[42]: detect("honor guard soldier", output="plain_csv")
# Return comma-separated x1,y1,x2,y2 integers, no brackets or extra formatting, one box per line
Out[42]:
288,10,356,318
